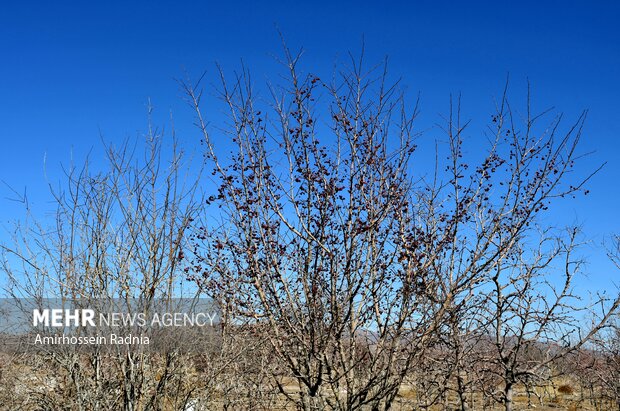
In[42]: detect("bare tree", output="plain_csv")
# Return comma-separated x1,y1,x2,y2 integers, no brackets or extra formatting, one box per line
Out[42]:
387,81,620,410
184,49,464,411
1,109,210,410
442,94,620,411
582,238,620,410
592,323,620,410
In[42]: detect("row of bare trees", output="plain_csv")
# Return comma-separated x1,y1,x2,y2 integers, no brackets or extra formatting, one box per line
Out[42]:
1,49,619,410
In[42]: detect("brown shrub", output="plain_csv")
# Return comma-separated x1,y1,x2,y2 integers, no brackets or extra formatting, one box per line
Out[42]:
558,384,574,395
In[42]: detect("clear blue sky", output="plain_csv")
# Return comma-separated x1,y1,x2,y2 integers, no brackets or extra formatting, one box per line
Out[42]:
1,1,619,291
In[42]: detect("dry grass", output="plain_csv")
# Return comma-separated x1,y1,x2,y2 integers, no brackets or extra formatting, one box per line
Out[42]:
2,357,619,411
389,377,614,411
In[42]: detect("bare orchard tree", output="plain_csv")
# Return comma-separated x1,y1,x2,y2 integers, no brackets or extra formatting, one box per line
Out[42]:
437,295,490,411
591,322,620,410
0,111,210,410
584,238,620,410
567,324,620,411
453,98,620,411
476,228,618,411
184,51,463,411
402,86,620,411
402,293,489,410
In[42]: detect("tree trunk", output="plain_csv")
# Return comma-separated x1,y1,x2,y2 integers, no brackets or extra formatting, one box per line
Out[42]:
504,382,514,411
456,371,470,411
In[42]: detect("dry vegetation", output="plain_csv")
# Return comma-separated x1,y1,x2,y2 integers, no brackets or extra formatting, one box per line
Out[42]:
1,48,619,411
